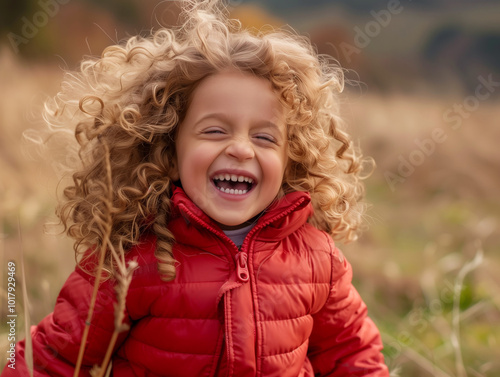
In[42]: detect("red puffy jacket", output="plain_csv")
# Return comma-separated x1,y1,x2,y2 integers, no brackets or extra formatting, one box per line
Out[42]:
3,188,389,376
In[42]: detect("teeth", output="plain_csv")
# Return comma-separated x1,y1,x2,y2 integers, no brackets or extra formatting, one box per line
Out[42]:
213,174,254,184
216,186,248,195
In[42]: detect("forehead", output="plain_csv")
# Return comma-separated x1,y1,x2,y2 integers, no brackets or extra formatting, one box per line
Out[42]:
186,71,285,123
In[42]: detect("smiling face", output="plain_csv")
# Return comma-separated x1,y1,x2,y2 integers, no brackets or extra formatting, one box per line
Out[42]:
174,71,288,229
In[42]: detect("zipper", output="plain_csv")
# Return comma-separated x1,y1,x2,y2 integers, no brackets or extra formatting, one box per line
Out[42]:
235,251,249,282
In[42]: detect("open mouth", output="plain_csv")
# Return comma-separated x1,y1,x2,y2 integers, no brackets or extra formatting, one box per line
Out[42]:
212,173,255,195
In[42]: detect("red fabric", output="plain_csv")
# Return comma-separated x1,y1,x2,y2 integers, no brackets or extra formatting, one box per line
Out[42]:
2,187,389,376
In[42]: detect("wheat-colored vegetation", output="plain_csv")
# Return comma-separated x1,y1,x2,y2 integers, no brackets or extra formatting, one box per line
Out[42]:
0,42,499,376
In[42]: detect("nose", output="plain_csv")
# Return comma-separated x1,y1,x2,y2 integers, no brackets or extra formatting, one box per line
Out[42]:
225,137,255,161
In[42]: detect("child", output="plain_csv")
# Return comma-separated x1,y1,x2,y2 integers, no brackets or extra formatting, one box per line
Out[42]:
3,0,389,376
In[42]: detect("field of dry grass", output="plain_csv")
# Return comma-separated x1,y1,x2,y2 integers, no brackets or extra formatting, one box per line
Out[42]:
0,46,499,376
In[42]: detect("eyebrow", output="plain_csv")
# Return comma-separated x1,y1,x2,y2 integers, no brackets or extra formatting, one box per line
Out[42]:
194,112,283,133
193,112,231,126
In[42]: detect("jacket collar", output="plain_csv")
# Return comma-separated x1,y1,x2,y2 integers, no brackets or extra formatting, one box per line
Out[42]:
169,186,312,249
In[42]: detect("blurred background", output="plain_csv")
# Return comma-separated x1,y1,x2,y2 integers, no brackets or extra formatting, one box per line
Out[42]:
1,0,499,375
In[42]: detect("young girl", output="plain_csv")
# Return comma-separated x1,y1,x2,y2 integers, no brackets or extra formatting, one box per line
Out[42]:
4,0,389,376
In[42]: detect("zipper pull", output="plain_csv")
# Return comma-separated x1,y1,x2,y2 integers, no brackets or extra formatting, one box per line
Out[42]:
235,252,249,282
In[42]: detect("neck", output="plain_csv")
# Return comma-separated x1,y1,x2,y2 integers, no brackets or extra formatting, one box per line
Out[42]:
216,212,263,230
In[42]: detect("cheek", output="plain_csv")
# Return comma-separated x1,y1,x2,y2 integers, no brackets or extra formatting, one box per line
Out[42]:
262,153,287,186
178,146,212,179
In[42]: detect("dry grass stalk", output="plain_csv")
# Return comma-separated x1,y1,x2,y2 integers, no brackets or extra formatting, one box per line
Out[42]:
73,139,137,376
94,259,138,377
381,332,454,377
73,141,115,377
72,230,109,375
104,362,113,377
451,245,483,377
89,360,112,377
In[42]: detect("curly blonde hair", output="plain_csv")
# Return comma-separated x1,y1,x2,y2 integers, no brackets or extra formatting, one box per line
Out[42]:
43,0,368,281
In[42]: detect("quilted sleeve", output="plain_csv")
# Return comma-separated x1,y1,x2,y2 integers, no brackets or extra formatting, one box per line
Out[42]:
307,247,389,377
1,263,131,377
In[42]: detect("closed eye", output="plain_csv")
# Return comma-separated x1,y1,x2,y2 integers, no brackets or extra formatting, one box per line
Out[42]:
204,129,225,134
201,127,226,136
255,135,277,143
